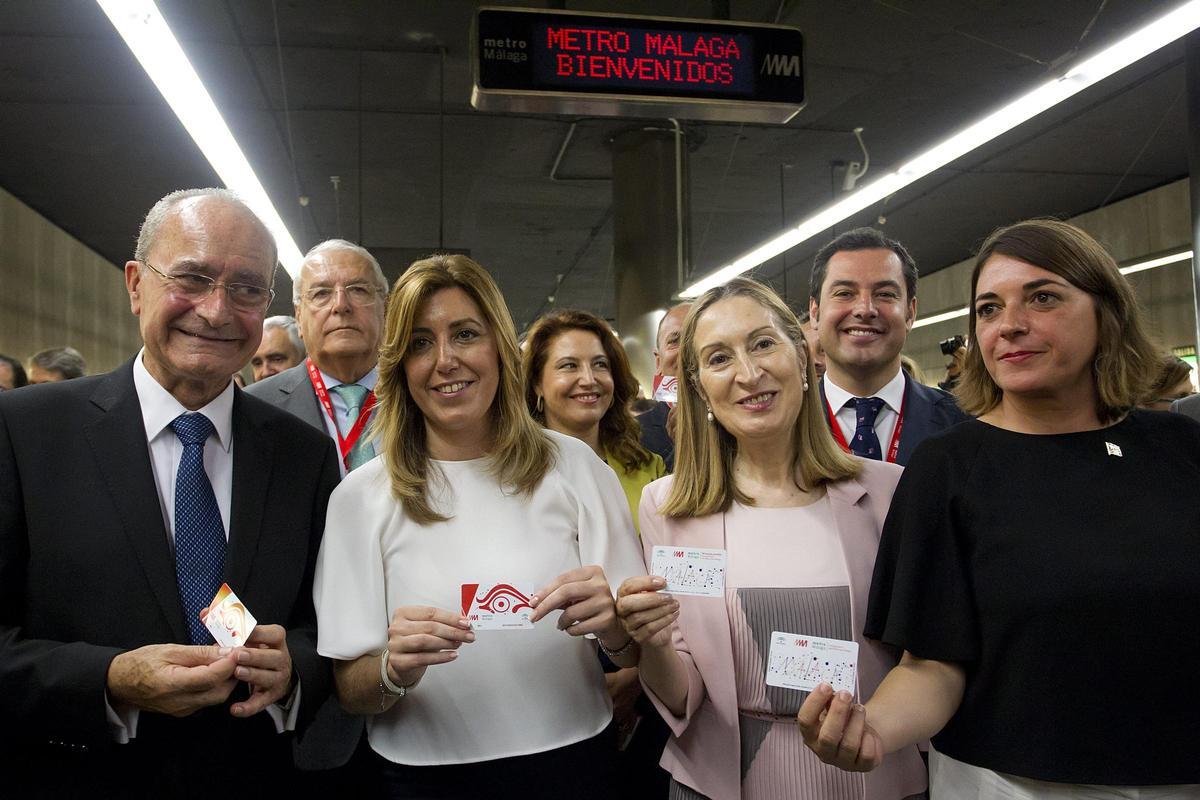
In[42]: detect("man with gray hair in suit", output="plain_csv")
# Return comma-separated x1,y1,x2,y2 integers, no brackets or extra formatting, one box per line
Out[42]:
250,316,305,383
244,238,387,779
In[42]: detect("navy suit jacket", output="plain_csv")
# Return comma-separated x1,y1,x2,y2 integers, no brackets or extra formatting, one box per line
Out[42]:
820,374,969,466
637,400,674,472
0,360,340,796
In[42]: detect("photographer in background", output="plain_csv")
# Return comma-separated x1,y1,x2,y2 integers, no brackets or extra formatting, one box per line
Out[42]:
938,335,967,393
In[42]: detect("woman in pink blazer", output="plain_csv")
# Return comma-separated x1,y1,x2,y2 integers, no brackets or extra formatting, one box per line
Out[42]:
616,278,926,800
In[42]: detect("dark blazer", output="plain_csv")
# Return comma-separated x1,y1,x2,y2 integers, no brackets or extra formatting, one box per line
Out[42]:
245,360,366,771
0,360,340,797
244,362,324,431
820,374,970,466
637,400,674,472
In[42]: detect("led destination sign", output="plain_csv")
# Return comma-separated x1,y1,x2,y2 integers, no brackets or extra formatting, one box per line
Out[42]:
473,8,804,124
535,25,755,95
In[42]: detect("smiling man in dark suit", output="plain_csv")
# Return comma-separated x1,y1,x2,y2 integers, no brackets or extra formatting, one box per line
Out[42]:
810,228,968,465
0,188,339,797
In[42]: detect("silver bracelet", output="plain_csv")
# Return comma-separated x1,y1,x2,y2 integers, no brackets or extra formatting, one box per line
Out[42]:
379,649,416,698
598,635,636,660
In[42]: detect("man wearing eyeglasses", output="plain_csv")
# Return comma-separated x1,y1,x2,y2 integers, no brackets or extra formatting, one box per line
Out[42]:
0,188,340,796
243,238,387,779
246,239,388,479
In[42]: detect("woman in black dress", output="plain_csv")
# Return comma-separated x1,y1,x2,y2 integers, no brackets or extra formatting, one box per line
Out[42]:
798,219,1200,798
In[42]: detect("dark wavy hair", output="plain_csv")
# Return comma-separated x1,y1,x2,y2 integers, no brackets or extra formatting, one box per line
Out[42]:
522,309,653,474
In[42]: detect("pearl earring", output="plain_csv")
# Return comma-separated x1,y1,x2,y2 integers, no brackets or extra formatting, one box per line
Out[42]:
706,408,714,423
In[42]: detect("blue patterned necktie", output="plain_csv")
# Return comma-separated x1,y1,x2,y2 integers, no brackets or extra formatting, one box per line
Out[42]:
849,396,886,460
170,413,226,644
329,383,375,471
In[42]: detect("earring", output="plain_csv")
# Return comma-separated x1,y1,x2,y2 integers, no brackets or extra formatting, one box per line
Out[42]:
803,380,810,391
706,407,714,423
535,395,544,414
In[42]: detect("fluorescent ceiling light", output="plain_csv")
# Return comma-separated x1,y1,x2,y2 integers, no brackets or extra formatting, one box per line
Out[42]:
911,306,970,330
98,0,304,278
681,0,1200,298
911,249,1194,330
1117,248,1193,276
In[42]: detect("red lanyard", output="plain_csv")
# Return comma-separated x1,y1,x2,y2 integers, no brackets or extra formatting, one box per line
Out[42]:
826,388,906,464
305,357,377,468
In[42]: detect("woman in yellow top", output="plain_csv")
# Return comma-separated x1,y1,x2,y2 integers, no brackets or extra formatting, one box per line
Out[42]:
523,308,667,530
523,307,670,795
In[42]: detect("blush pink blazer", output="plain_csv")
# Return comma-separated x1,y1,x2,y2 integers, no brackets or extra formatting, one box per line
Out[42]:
638,460,927,800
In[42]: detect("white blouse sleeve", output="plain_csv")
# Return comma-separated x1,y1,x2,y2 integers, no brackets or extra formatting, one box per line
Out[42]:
564,439,648,592
313,470,390,660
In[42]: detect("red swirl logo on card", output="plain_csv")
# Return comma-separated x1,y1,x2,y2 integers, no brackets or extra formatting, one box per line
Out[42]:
461,582,534,630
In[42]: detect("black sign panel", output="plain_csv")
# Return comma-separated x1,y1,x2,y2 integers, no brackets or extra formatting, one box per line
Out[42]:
473,7,804,123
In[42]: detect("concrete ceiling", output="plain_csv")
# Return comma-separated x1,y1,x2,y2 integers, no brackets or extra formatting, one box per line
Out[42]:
0,0,1191,331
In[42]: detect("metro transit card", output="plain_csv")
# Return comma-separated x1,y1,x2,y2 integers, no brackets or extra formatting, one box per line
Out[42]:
649,546,727,597
202,583,257,647
765,631,859,694
460,582,535,630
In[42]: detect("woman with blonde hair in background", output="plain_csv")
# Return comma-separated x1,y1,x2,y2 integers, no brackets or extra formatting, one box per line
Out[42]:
313,255,645,799
616,277,927,799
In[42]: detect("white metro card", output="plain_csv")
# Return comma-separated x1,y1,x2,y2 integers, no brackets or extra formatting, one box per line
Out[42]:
765,631,859,694
649,546,726,597
460,582,535,630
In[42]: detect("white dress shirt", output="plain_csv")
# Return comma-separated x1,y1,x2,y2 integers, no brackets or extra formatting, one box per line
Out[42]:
106,351,297,742
314,365,378,478
824,368,907,461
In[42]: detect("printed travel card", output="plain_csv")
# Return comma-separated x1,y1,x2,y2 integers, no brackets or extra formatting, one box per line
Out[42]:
649,546,726,597
461,582,535,630
203,583,257,647
765,631,859,694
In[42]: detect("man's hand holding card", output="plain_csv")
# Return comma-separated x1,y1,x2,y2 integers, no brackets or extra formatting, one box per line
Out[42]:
199,584,294,718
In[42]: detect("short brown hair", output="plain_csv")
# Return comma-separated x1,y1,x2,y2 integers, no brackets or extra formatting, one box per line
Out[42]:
373,254,554,524
522,309,653,474
661,277,859,518
955,219,1160,423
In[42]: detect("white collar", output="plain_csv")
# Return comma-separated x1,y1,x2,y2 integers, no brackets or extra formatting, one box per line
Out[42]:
824,368,907,414
316,364,378,391
133,349,234,452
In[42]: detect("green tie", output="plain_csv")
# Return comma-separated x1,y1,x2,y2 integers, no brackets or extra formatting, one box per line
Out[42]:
328,383,375,471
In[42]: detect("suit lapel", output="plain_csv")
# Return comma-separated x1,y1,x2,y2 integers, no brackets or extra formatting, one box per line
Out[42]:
825,478,874,668
280,365,325,432
227,391,271,591
679,510,737,715
83,363,189,642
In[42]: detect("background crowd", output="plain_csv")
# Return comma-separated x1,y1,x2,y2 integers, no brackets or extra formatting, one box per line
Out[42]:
1,188,1197,799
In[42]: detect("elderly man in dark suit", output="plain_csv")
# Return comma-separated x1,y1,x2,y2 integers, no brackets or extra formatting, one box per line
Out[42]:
244,238,386,777
810,228,968,465
0,189,340,797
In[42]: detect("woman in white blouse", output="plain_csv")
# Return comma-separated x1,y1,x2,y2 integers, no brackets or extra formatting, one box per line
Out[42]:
313,254,646,798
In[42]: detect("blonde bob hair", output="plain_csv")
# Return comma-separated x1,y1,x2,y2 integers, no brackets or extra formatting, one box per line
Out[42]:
660,277,860,518
373,254,555,524
956,219,1160,424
